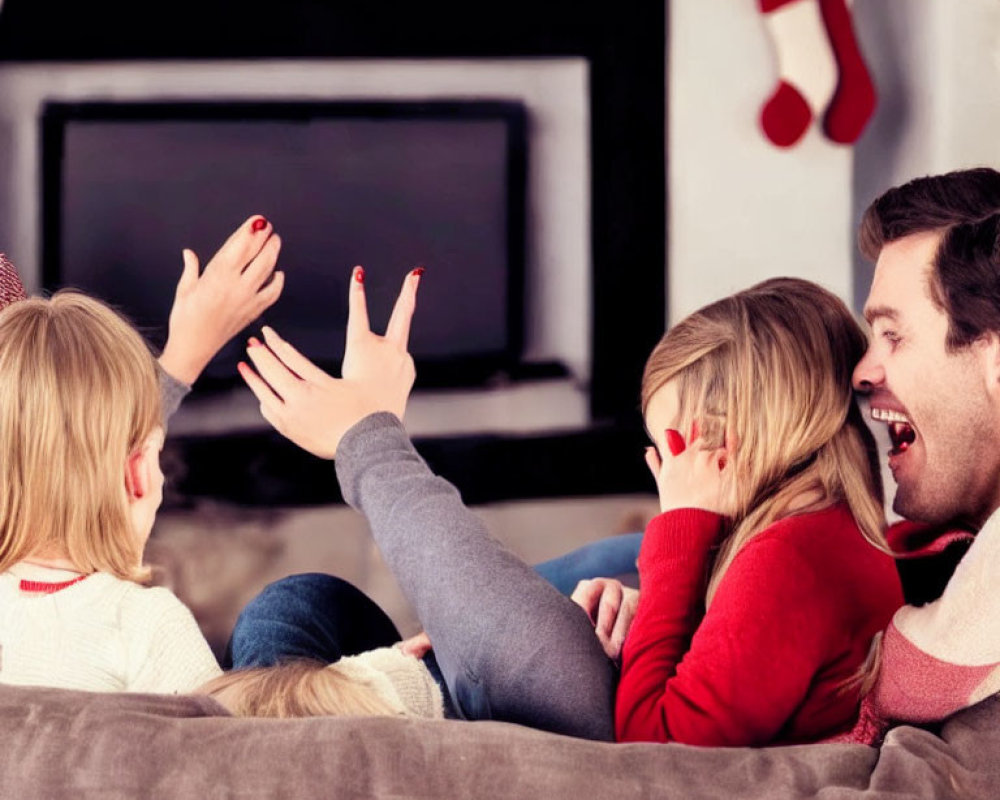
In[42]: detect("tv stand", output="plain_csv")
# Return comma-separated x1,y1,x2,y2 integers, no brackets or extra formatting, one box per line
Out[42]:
163,409,651,510
169,370,587,440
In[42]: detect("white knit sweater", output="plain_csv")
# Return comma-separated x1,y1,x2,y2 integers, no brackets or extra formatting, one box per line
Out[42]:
335,645,445,719
0,563,222,693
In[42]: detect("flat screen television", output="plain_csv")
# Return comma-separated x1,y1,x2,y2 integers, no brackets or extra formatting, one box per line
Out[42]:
41,99,527,391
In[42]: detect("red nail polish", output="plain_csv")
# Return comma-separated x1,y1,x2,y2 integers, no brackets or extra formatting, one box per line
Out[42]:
666,429,686,456
248,336,261,348
689,420,700,442
355,267,365,284
412,266,426,277
251,217,267,232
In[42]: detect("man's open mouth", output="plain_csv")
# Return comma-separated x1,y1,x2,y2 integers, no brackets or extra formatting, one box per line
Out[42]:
871,407,916,455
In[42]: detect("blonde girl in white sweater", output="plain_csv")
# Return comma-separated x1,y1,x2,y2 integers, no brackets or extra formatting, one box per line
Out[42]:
0,214,284,694
0,290,223,692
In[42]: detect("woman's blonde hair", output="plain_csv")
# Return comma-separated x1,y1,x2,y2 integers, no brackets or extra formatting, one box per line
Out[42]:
0,290,161,582
199,659,402,719
641,277,887,604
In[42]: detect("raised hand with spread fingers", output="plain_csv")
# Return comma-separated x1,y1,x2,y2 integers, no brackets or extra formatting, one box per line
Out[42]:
238,265,423,459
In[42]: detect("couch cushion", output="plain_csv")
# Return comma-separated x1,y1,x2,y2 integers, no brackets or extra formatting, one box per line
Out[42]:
0,684,995,799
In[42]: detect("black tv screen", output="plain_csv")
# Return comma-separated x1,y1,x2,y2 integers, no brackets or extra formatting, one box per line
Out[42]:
41,100,526,390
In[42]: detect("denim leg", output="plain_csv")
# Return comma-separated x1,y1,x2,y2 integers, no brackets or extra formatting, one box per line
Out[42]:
226,573,401,669
534,532,644,595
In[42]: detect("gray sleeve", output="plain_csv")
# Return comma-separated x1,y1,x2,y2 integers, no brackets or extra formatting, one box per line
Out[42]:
157,366,191,425
335,412,615,740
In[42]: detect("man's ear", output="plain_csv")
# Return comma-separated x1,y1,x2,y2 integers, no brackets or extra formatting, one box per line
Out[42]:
980,333,1000,397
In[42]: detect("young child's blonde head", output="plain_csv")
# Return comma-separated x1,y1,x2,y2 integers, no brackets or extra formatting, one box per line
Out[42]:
0,290,161,582
199,659,402,719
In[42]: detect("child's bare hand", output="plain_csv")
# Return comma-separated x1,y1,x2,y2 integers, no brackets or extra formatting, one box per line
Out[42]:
238,266,422,459
398,631,433,658
158,215,284,385
646,425,734,516
570,577,638,660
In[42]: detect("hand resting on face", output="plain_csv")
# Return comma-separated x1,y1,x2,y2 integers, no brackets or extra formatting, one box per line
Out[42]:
645,425,735,516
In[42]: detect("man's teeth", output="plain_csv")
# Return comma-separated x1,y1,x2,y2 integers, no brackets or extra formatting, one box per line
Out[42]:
871,408,910,424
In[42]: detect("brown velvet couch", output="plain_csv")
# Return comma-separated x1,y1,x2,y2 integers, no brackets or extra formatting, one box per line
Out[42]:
2,683,997,799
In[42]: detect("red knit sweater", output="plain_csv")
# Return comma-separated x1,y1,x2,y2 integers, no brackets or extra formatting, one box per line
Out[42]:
616,503,903,746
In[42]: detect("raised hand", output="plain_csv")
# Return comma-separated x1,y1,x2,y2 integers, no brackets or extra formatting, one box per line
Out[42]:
398,630,433,659
238,266,422,459
158,215,284,385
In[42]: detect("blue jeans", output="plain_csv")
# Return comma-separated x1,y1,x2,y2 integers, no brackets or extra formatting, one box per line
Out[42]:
226,533,642,726
533,532,642,595
225,571,400,668
225,571,458,717
227,532,643,665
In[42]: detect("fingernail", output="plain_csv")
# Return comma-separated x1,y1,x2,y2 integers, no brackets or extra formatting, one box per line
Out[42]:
251,217,268,232
665,429,686,456
690,420,700,442
354,266,365,284
412,266,426,277
248,336,261,348
261,325,275,338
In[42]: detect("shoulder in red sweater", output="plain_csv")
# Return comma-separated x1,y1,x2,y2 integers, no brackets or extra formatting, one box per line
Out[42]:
616,503,903,746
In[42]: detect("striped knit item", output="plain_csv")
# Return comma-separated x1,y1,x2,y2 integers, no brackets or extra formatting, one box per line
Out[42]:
19,576,89,594
833,509,1000,745
0,254,27,309
875,620,997,722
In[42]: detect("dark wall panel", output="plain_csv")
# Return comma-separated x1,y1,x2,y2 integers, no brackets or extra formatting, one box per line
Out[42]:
0,0,665,501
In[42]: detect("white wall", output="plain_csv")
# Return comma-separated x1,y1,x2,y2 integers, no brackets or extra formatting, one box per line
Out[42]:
853,0,1000,180
852,0,1000,308
668,0,854,324
668,0,1000,324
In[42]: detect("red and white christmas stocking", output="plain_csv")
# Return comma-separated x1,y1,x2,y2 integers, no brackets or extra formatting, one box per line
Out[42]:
757,0,877,147
758,0,838,148
819,0,877,144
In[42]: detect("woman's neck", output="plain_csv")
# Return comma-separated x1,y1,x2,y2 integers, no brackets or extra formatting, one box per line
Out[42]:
20,554,83,573
783,486,828,515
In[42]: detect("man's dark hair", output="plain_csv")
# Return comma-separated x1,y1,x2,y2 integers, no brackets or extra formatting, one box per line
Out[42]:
859,167,1000,260
933,213,1000,349
860,167,1000,349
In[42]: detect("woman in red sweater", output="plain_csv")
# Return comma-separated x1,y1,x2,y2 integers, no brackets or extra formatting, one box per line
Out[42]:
615,277,903,745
